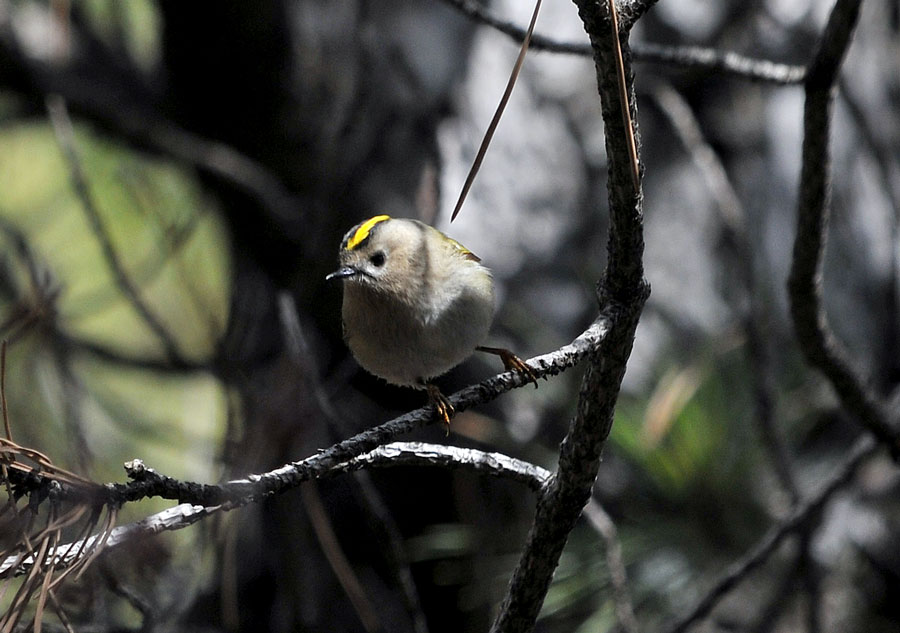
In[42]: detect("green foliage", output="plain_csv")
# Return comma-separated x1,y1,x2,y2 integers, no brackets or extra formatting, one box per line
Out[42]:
611,349,755,499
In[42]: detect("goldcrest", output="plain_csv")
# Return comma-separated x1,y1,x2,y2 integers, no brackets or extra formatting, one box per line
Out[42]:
326,215,536,428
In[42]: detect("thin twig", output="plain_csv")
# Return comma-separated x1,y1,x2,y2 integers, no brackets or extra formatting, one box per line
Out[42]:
3,318,608,510
635,42,806,84
438,0,806,83
333,442,551,491
279,296,387,633
100,561,156,631
650,82,798,501
608,0,641,192
838,79,900,395
278,293,430,633
301,483,384,633
1,503,219,578
583,497,639,633
450,0,543,222
662,435,878,633
1,341,10,442
45,95,186,365
0,31,302,237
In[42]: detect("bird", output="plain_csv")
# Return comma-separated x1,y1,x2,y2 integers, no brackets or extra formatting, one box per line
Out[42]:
326,215,537,430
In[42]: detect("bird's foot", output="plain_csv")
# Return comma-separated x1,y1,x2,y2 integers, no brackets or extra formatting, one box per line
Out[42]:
425,383,455,435
477,346,540,388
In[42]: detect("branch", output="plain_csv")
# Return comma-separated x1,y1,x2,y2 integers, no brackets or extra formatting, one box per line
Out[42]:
3,315,604,508
786,0,900,453
278,293,430,633
0,442,551,577
300,483,383,633
489,0,650,629
635,42,806,84
662,435,879,633
0,502,218,578
116,321,601,507
437,0,806,84
332,442,551,491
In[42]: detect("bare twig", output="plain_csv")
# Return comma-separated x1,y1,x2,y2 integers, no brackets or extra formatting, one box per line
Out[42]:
333,442,551,491
798,529,822,633
45,96,185,365
634,42,806,84
100,561,156,631
786,0,900,453
0,30,302,237
608,0,641,192
278,294,430,633
838,79,900,221
301,483,384,633
838,79,900,396
583,497,639,633
450,0,543,222
0,220,60,346
55,331,206,372
438,0,806,83
0,503,217,578
662,435,878,633
1,341,10,442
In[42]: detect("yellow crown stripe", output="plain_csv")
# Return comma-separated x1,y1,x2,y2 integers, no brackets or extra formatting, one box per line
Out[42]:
346,215,391,250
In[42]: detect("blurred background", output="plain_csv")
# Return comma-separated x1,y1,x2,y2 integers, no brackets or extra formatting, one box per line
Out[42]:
1,0,899,631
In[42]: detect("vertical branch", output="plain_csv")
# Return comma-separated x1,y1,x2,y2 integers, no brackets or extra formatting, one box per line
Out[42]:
490,0,650,630
787,0,899,452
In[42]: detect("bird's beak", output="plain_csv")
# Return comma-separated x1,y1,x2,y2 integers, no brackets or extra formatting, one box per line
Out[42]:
325,266,358,281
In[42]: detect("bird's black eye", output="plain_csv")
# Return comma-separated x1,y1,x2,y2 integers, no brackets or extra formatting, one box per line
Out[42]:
370,251,386,267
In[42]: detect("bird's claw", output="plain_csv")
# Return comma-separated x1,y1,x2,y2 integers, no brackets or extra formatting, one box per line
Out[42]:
498,350,539,389
426,383,455,435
